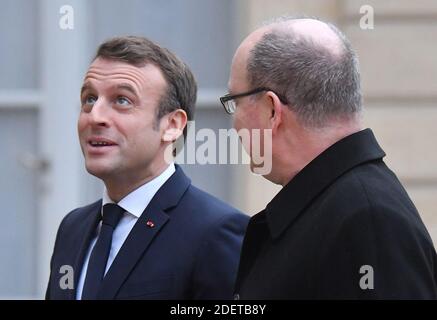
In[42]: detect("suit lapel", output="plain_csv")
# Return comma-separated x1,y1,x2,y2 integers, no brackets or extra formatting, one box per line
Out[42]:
69,201,101,299
95,165,191,299
96,201,168,299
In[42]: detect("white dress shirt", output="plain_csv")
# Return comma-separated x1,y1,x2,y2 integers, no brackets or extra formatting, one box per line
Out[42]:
76,163,176,300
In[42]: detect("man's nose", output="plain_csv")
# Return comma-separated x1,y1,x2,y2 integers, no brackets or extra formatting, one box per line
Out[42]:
88,99,110,127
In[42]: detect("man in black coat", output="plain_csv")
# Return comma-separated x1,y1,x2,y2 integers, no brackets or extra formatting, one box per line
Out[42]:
222,16,437,299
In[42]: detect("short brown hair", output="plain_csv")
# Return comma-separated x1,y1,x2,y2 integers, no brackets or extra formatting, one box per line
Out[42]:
95,36,197,139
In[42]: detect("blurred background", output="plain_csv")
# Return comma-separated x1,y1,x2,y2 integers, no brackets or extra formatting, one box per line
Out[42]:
0,0,436,299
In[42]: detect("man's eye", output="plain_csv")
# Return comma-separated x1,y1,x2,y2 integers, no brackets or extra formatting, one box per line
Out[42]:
116,96,131,106
83,96,97,105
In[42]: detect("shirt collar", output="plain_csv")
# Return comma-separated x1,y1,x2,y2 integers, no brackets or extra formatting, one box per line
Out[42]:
102,163,176,218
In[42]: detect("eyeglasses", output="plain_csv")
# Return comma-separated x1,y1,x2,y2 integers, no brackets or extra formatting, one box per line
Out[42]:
219,87,288,114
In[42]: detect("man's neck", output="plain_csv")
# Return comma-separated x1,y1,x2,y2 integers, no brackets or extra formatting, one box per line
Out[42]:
104,163,171,202
276,121,364,186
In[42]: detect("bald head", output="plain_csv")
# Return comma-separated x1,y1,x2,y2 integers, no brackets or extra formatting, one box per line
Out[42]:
234,18,344,76
229,16,362,128
276,19,344,56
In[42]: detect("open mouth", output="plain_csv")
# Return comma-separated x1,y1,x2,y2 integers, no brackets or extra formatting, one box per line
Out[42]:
87,138,117,149
89,141,116,147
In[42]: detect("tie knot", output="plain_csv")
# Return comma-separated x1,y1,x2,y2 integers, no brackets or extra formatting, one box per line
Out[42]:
102,203,124,228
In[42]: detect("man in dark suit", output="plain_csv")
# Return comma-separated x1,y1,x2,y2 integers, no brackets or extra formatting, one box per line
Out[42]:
221,16,437,299
46,36,248,300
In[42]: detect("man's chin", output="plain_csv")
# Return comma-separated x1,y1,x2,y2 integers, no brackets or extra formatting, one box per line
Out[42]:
85,164,112,180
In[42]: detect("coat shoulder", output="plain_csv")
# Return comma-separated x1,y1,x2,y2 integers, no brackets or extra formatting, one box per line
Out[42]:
58,200,102,231
326,161,434,246
182,184,248,219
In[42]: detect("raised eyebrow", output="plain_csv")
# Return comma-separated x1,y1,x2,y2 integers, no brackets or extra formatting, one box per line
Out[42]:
80,82,138,96
80,83,94,96
115,83,139,96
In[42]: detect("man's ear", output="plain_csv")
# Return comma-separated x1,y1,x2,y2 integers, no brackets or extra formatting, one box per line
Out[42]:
162,109,188,142
265,91,283,135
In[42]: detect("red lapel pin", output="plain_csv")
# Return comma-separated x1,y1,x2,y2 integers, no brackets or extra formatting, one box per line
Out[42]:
146,220,155,228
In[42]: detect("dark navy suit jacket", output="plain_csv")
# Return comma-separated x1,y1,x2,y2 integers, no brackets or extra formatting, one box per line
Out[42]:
46,166,249,299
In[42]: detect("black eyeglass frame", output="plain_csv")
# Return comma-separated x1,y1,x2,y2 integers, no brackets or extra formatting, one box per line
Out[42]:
219,87,288,114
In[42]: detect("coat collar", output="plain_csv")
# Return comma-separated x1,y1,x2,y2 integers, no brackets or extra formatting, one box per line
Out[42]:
265,128,386,240
69,200,101,299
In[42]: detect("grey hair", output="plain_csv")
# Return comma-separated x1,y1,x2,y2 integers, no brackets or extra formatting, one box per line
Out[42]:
247,16,362,128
